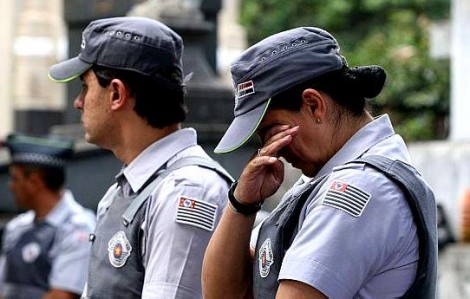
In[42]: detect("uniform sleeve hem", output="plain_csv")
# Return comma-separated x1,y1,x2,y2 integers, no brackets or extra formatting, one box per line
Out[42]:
49,282,83,295
278,256,355,298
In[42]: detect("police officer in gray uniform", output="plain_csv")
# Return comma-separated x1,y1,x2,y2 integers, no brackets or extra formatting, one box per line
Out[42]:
0,134,96,299
48,17,232,298
202,27,437,298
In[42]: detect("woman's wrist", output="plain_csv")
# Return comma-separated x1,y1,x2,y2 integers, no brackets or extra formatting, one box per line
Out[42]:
228,180,263,216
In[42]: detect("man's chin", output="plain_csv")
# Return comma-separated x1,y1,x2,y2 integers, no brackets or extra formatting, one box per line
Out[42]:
84,134,92,144
84,132,95,144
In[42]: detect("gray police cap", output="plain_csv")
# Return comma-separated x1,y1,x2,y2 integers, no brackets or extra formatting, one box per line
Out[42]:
49,16,184,89
214,27,346,154
5,134,74,168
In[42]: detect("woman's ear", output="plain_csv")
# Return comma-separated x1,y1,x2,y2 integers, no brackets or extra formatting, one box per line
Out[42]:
302,88,327,120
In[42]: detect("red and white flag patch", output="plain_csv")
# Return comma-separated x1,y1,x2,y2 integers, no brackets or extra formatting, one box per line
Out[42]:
176,196,217,231
322,181,371,217
236,80,255,99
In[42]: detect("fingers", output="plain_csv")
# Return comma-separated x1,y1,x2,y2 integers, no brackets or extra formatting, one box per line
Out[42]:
236,156,284,204
245,155,280,176
259,126,299,157
262,124,290,143
237,125,298,204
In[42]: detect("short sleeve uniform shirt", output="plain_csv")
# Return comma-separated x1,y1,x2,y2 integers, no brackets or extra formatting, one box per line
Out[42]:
92,128,231,299
252,115,419,298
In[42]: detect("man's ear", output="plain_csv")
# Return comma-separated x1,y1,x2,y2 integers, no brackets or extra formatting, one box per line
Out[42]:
109,78,129,111
302,88,327,120
27,171,44,190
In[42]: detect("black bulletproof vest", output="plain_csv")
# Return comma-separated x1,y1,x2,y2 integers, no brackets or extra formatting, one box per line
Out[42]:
3,221,56,299
85,156,233,298
253,155,437,299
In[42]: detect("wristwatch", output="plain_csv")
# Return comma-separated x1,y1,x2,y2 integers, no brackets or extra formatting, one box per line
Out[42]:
228,180,263,215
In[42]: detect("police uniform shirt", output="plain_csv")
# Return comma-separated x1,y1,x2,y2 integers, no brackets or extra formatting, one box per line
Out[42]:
252,115,419,298
87,128,230,299
0,190,96,296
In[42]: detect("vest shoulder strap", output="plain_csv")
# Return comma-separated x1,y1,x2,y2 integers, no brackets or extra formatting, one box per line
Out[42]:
121,156,233,226
353,155,437,299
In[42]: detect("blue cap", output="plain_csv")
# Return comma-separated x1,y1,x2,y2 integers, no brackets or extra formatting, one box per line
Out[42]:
214,27,346,154
6,134,74,168
48,16,184,89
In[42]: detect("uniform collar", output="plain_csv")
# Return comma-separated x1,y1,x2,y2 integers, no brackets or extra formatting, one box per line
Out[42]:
119,128,198,193
314,114,395,179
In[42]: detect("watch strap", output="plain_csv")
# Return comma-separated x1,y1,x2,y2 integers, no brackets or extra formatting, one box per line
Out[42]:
228,180,263,215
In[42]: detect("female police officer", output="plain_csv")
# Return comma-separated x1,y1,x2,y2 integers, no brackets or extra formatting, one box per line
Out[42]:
202,27,437,298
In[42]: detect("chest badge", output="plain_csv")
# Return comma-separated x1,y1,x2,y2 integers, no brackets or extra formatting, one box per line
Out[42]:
22,242,41,263
258,238,274,278
108,231,132,268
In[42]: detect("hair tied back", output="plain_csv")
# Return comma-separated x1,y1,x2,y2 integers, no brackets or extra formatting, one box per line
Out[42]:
349,65,386,99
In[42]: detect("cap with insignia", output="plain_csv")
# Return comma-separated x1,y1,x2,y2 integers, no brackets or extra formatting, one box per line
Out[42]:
214,27,347,154
5,133,74,168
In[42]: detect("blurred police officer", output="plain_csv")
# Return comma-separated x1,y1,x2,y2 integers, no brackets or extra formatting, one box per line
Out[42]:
48,17,232,298
0,133,96,299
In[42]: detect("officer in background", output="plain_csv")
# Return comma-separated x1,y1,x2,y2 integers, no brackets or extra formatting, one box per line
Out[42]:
48,17,232,298
0,133,96,299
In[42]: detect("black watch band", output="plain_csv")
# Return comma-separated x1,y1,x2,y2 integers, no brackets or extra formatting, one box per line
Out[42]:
228,180,263,215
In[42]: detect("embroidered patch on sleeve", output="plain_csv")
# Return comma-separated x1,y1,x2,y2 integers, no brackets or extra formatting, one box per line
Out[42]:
176,196,217,231
322,181,371,217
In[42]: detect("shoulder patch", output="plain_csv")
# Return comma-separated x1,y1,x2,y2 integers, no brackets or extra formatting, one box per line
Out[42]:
322,181,371,217
176,196,217,231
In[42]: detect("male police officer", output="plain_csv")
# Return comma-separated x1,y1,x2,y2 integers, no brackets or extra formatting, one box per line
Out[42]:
48,17,232,298
0,133,95,299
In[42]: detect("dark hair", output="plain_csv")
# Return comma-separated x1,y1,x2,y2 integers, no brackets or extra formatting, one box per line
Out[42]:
20,164,66,192
269,65,386,116
92,66,188,128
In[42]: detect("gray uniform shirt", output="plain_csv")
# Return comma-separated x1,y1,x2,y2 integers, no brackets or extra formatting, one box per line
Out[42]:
83,128,230,298
252,115,419,298
0,190,96,296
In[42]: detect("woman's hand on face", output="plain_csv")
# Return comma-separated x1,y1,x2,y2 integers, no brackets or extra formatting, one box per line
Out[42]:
234,125,300,205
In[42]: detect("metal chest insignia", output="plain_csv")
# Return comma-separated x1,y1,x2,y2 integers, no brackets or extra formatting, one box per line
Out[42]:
22,242,41,263
108,231,132,268
258,238,274,278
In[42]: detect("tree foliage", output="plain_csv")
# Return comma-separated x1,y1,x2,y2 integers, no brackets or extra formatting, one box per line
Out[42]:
240,0,451,141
